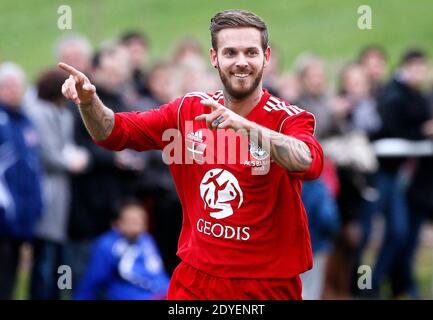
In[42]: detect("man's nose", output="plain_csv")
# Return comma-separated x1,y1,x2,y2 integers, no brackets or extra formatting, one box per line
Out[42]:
235,54,248,68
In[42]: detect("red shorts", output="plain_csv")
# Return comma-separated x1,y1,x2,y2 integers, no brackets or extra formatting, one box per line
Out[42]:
168,261,302,300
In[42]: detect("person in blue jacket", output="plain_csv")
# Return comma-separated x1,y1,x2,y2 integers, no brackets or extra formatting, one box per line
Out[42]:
74,198,170,300
301,178,339,299
0,62,43,299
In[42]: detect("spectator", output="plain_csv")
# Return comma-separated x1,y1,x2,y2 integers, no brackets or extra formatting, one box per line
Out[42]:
137,62,180,108
24,33,93,111
295,52,341,237
373,49,430,298
66,43,143,290
171,37,206,69
135,61,183,275
337,63,381,136
26,69,89,299
295,52,339,140
336,63,381,297
358,46,388,98
0,62,43,299
301,179,339,300
75,198,170,300
120,31,151,101
322,62,379,299
54,33,93,73
170,39,218,95
277,72,301,103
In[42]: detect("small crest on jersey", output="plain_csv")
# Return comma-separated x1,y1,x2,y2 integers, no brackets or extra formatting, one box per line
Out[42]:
186,130,206,164
249,141,269,160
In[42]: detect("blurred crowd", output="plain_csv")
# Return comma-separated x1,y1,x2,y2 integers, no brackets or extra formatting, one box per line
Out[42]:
0,30,433,300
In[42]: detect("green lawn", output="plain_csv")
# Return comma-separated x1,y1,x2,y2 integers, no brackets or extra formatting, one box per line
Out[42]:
1,0,433,79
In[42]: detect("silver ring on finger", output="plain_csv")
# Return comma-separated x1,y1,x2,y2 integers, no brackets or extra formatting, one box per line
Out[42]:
212,115,224,127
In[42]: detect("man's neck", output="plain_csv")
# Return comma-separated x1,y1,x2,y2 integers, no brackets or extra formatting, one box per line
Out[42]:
223,85,264,117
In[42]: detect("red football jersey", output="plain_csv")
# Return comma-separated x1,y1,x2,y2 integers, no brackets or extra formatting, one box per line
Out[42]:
95,89,324,279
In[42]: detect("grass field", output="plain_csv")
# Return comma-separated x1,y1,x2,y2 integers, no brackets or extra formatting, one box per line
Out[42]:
1,0,433,79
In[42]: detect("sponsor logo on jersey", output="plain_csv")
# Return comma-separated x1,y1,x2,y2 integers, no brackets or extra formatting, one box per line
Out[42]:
197,168,250,241
199,168,243,219
196,218,250,241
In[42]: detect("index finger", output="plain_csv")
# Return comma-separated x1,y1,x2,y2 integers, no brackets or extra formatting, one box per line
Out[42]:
200,99,222,111
58,62,82,77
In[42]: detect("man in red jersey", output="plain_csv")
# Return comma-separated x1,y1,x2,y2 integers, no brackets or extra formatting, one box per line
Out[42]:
58,9,324,300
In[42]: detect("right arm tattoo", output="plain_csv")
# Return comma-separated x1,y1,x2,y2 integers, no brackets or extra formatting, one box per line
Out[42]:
78,95,115,141
245,121,313,172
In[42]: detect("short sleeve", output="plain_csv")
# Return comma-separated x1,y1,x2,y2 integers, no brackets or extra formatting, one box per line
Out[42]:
95,97,182,152
280,112,324,180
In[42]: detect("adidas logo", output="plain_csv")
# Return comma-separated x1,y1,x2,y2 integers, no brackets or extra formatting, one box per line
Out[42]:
187,130,204,143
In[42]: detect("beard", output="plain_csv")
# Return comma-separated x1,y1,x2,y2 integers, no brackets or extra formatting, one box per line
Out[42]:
217,61,264,100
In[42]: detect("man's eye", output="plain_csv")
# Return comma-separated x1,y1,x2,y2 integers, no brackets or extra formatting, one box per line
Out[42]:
225,50,236,56
248,51,258,56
